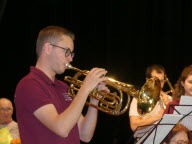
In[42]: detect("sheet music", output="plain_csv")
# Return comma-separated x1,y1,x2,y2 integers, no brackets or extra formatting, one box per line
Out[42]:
173,96,192,115
133,125,155,139
173,95,192,130
180,95,192,104
136,96,192,144
136,114,183,144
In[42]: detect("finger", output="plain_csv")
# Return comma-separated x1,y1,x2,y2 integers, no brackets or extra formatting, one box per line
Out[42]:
165,90,171,95
97,83,109,91
92,68,107,76
96,70,107,78
98,81,106,86
98,76,108,82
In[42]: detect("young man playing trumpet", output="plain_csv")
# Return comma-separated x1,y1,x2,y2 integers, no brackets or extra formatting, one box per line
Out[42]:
14,26,109,144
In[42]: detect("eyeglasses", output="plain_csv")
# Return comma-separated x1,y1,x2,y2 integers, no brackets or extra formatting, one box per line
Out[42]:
176,140,189,144
0,108,12,113
50,44,75,58
170,140,189,144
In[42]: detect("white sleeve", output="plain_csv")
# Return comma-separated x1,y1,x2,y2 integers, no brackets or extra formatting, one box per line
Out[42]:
129,98,140,117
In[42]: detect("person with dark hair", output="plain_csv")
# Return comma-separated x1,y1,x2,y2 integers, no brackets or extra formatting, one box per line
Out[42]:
161,123,192,144
129,64,172,141
14,25,108,144
164,65,192,114
0,98,20,143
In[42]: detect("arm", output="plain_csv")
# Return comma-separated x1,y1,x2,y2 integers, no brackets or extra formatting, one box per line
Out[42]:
129,98,164,131
77,82,109,142
34,68,107,138
130,109,164,131
77,108,98,142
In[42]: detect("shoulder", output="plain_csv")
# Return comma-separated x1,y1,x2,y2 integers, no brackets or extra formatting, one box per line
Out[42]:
15,77,47,101
9,121,18,126
16,73,42,92
7,121,18,129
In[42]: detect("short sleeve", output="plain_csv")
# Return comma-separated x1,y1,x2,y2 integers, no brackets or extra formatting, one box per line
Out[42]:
15,78,52,113
129,98,140,117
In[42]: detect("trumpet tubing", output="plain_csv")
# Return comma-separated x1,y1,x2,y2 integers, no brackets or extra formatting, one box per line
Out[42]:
64,63,137,116
165,74,175,94
64,63,175,117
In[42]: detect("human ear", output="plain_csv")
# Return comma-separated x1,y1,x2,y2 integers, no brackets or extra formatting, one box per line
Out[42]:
44,43,52,55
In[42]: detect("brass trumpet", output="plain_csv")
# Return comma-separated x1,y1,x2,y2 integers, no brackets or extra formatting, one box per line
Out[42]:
64,63,138,116
64,64,174,116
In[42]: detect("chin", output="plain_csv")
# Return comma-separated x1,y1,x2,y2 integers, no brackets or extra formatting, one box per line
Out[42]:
57,69,65,75
57,71,64,75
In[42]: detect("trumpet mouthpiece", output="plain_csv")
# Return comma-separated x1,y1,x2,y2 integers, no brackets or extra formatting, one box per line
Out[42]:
66,63,73,69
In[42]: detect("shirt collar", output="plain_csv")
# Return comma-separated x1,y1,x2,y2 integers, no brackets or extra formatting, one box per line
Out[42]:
30,66,58,85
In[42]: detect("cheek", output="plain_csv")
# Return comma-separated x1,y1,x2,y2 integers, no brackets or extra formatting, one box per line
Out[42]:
185,82,192,88
10,111,13,116
58,54,67,62
183,83,192,93
54,50,65,60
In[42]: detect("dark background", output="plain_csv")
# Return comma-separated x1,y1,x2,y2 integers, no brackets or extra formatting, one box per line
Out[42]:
0,0,192,143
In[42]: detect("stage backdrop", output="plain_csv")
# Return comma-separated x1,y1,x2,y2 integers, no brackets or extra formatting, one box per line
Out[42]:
0,0,192,144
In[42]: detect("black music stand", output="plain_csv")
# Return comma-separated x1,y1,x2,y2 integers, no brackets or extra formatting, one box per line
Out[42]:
135,106,192,144
132,96,192,143
135,114,183,144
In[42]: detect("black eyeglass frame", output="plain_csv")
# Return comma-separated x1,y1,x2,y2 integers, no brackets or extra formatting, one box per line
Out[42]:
50,44,74,58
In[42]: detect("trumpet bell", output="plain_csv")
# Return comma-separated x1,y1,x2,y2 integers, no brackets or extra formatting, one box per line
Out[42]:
137,77,161,116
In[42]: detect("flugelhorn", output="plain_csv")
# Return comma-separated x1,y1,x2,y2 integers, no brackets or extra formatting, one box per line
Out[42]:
137,75,175,116
64,64,175,116
64,63,138,116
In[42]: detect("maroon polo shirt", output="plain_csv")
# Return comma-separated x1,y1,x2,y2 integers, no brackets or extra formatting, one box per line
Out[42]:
15,66,80,144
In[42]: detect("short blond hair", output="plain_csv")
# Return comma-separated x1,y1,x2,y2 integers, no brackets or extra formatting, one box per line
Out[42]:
36,26,75,58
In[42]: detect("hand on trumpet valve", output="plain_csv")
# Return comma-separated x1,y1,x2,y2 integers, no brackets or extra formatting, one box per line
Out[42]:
97,82,110,93
82,68,108,94
90,82,110,105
